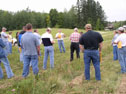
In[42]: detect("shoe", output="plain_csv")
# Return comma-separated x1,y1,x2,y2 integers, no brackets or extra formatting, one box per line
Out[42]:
35,74,39,80
70,59,73,62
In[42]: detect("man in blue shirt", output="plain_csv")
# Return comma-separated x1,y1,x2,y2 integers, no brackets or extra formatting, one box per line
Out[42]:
21,23,40,78
18,26,26,62
0,37,14,79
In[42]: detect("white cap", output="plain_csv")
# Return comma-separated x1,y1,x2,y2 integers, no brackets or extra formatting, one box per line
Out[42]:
118,27,124,31
47,27,51,31
2,27,7,30
74,28,78,31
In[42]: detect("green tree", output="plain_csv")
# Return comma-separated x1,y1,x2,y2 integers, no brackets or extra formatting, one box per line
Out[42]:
49,9,58,27
96,18,100,30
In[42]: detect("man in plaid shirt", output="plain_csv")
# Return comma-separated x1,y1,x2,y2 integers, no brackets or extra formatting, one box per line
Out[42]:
70,28,81,61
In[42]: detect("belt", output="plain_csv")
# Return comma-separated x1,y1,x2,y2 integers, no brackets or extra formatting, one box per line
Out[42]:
122,46,126,48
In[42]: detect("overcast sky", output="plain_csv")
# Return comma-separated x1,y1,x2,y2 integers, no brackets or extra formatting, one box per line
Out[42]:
0,0,126,21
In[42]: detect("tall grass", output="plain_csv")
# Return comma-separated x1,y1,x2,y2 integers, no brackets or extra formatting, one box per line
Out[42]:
0,29,122,94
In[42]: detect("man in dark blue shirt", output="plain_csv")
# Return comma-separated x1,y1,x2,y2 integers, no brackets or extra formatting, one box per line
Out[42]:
79,24,103,80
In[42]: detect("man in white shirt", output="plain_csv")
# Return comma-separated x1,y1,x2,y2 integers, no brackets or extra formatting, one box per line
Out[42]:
1,27,9,56
114,27,126,73
55,30,66,53
41,28,55,70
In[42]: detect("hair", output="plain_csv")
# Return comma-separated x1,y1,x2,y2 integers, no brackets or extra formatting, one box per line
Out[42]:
120,30,124,33
34,29,37,32
114,30,118,33
80,32,83,35
16,32,19,39
46,27,51,32
26,23,32,30
85,24,92,29
9,31,12,35
23,26,27,30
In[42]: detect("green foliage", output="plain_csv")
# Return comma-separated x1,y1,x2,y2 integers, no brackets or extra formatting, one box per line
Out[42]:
0,1,106,31
76,0,106,29
96,18,100,30
49,9,58,27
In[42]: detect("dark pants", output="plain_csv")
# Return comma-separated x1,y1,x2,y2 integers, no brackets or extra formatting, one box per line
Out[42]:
70,42,80,60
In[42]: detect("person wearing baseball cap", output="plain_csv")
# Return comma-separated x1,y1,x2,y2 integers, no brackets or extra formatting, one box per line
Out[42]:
1,27,9,56
70,28,81,61
41,27,55,70
114,27,126,73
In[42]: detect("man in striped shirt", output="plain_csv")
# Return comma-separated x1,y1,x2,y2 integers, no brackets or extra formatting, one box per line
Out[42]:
70,28,81,61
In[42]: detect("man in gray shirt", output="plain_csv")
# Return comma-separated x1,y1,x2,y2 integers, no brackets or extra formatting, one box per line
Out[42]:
21,23,40,78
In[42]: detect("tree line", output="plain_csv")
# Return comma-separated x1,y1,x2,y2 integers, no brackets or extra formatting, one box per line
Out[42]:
0,0,106,31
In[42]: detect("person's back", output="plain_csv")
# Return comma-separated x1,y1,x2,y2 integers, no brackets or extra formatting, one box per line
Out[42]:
81,30,102,50
21,23,40,78
79,24,103,81
21,32,39,55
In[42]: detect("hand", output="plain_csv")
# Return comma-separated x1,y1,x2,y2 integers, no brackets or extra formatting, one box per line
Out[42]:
99,51,101,54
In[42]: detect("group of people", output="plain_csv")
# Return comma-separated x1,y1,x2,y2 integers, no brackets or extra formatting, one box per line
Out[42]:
0,23,105,81
112,27,126,74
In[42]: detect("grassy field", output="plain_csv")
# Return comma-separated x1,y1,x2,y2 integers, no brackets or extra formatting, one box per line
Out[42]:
0,28,123,94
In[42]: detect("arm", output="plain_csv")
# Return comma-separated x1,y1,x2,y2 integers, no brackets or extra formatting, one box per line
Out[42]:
36,45,40,55
51,41,55,44
50,35,55,44
0,39,5,48
99,42,103,53
79,44,84,52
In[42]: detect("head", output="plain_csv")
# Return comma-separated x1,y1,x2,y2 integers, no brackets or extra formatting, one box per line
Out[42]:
84,24,92,32
46,27,51,33
26,23,32,31
23,26,27,31
118,27,124,34
74,28,78,32
34,29,38,33
114,30,118,35
58,30,62,33
2,27,7,32
80,32,83,36
9,31,12,35
16,32,19,36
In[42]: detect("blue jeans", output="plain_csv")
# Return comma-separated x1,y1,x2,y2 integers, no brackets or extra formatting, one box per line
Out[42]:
8,42,12,54
22,55,39,77
0,57,14,79
84,50,101,80
118,47,126,73
43,46,54,69
4,41,9,56
58,40,65,53
20,48,24,63
113,46,118,60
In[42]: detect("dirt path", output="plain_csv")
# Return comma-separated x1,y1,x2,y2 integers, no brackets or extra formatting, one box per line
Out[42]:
116,75,126,94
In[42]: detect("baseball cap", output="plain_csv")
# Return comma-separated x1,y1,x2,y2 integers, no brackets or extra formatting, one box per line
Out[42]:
118,27,124,31
74,28,78,31
2,27,7,30
47,27,51,31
